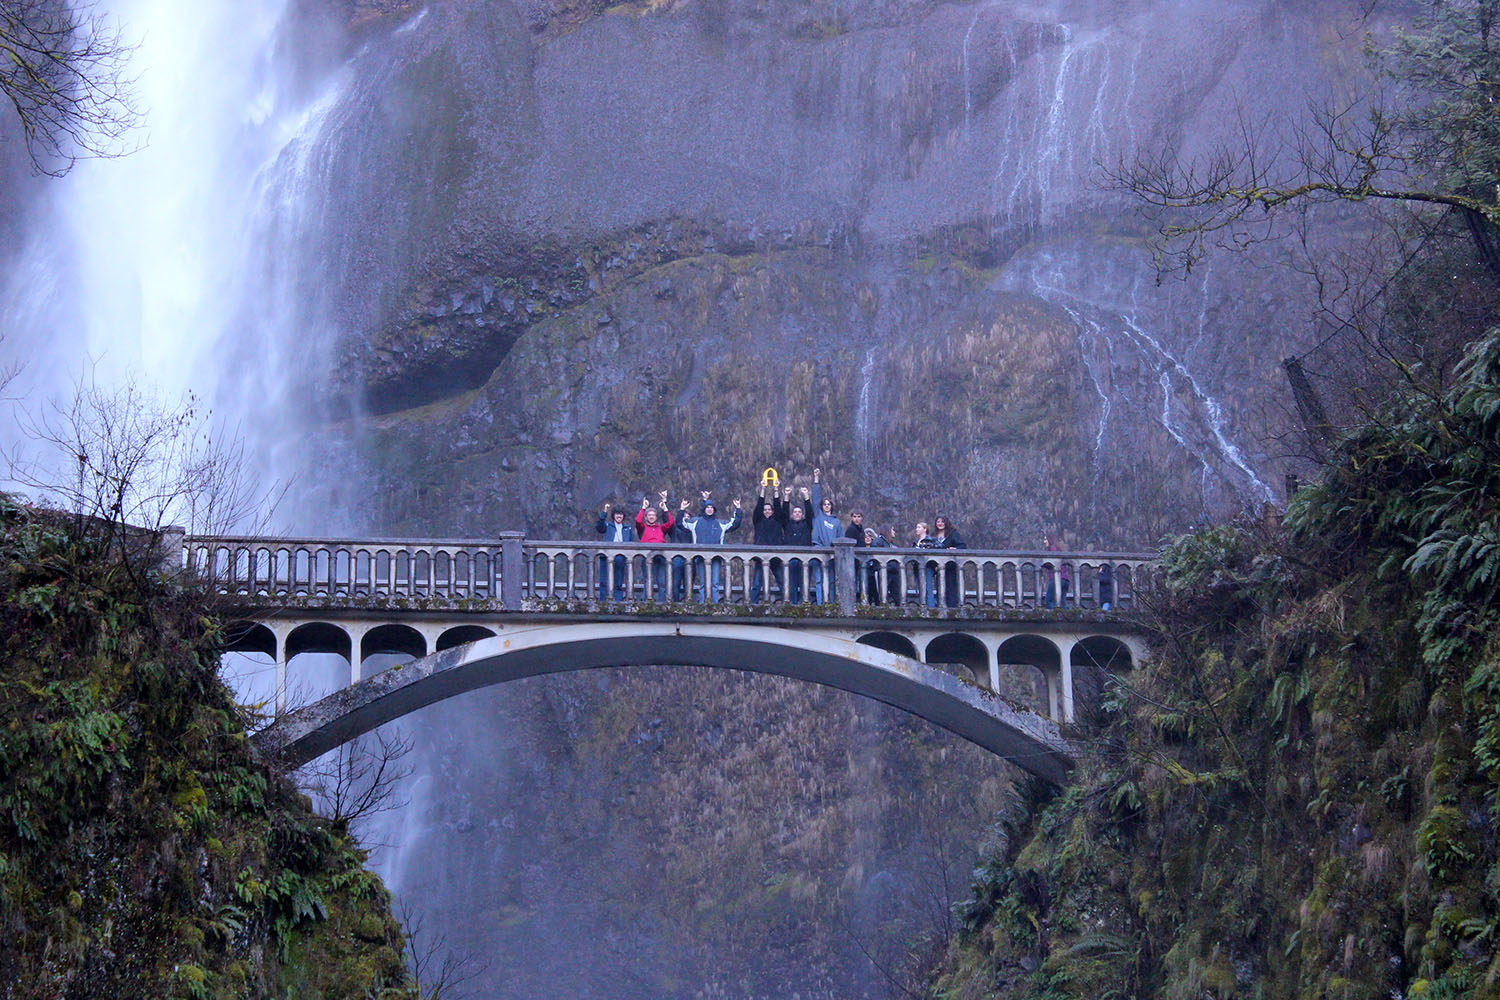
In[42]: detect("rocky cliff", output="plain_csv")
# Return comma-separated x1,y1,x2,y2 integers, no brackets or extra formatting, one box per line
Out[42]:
263,0,1378,544
933,329,1500,999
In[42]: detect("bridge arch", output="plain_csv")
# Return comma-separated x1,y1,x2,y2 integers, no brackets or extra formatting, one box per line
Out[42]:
437,625,498,651
223,621,277,659
997,634,1064,718
1072,635,1134,672
361,623,427,664
856,631,918,659
257,624,1074,785
924,633,989,686
286,621,352,661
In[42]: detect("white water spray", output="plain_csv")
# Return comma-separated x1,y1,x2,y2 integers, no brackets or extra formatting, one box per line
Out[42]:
1122,316,1274,501
855,347,877,458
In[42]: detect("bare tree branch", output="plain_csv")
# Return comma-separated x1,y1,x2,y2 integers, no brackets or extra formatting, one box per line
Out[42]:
1110,1,1500,283
0,0,141,176
2,370,287,585
297,728,415,843
397,898,489,1000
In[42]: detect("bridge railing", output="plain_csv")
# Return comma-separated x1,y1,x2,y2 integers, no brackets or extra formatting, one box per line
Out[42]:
524,541,1154,612
180,534,505,603
181,532,1158,614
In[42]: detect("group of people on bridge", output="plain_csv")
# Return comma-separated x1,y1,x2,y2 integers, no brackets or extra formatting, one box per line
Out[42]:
591,468,1113,610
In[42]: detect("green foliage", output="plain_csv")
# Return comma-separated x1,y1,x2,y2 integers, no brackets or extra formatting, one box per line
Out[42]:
0,498,413,998
933,330,1500,998
1379,0,1500,208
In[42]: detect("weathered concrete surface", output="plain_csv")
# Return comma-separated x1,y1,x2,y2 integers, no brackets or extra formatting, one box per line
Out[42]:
255,623,1077,783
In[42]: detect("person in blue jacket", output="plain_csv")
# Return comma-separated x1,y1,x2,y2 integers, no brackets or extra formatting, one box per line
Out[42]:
678,493,743,601
594,503,635,600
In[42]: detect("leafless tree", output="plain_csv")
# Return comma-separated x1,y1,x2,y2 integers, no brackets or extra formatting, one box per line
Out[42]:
297,728,415,843
397,898,488,1000
2,372,286,580
1,0,141,175
1112,1,1500,458
1113,97,1500,280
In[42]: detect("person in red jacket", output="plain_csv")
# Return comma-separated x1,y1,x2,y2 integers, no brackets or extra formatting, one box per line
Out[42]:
635,493,675,599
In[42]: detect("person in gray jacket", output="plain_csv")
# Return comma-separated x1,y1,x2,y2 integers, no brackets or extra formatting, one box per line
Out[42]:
677,493,743,601
809,467,841,603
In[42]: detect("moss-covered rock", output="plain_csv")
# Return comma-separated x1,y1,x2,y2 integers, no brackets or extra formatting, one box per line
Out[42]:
0,500,413,999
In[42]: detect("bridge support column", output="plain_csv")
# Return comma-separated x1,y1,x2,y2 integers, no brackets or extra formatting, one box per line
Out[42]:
347,624,369,684
1057,636,1076,724
273,630,288,716
500,531,525,611
159,525,185,576
833,538,856,616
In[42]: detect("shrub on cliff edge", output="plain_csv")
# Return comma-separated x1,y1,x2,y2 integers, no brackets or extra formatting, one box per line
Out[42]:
0,498,414,999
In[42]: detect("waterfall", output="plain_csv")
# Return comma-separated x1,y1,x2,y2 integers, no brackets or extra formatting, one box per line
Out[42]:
1001,245,1277,508
1121,316,1275,502
855,346,877,460
3,0,351,518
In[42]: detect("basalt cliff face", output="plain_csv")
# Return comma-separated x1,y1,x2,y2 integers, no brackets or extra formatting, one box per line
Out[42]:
276,0,1371,544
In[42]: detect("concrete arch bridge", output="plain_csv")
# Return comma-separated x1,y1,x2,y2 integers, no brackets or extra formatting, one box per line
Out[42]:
174,532,1156,785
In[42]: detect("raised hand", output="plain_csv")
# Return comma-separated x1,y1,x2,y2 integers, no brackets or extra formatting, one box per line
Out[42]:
701,490,711,500
679,499,690,511
641,496,649,509
813,467,820,482
799,486,810,499
733,498,742,509
603,502,612,512
782,486,792,499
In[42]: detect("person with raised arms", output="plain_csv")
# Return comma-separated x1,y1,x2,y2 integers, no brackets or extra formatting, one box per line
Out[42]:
751,475,787,603
634,491,675,600
678,492,743,602
594,502,635,601
809,467,841,604
783,485,813,603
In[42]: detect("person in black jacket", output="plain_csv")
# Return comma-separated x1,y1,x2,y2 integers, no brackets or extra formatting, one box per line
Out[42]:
595,503,636,600
843,509,868,602
783,488,813,602
751,484,787,602
933,515,966,607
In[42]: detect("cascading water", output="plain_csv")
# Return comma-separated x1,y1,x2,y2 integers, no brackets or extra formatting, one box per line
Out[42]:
0,0,372,776
997,241,1286,512
855,346,877,461
2,0,351,506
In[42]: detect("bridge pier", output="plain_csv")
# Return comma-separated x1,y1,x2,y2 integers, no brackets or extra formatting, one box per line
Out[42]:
1057,636,1076,724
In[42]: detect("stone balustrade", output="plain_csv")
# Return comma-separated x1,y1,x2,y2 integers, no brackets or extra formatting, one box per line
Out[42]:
181,532,1157,616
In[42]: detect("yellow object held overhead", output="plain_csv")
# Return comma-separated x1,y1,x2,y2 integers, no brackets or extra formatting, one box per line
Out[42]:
761,467,780,491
